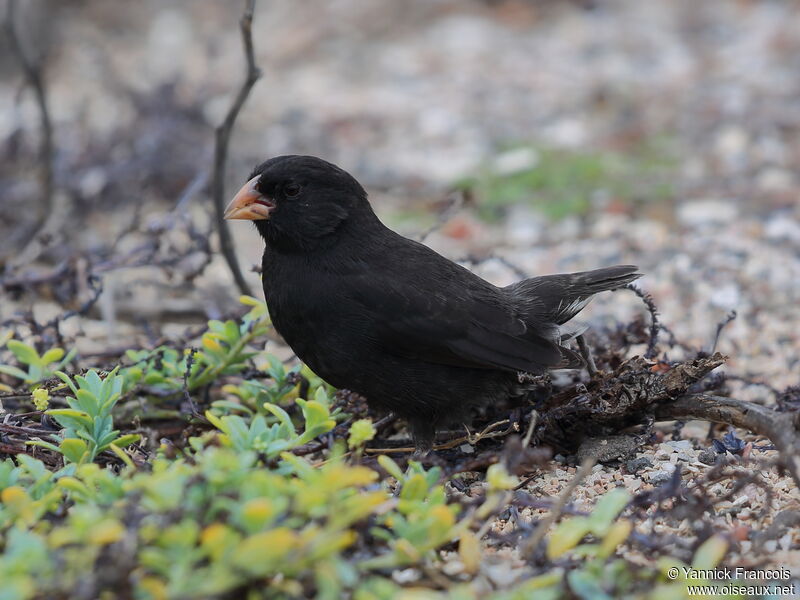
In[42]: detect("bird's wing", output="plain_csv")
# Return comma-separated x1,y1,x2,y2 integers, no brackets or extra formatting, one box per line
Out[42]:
346,266,567,373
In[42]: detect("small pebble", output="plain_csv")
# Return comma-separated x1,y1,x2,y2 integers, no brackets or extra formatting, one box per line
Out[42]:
698,448,718,465
626,457,653,473
649,471,673,485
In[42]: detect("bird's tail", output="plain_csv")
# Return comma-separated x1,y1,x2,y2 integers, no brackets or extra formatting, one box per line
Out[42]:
508,265,641,324
505,265,642,368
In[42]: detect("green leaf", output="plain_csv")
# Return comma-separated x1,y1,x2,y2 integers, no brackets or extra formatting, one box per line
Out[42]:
547,517,592,559
48,409,94,431
96,430,122,449
692,535,728,570
222,416,250,448
84,370,104,397
57,347,78,369
143,372,167,385
298,399,331,430
223,320,240,342
113,434,140,448
377,455,405,481
587,488,630,536
108,443,135,469
399,474,429,502
568,570,614,600
40,347,65,364
7,340,40,365
27,440,62,454
60,439,89,464
263,402,295,431
75,389,100,415
347,419,376,449
210,400,254,415
99,367,121,403
0,365,30,380
55,371,79,396
27,364,43,382
314,386,331,408
205,410,226,432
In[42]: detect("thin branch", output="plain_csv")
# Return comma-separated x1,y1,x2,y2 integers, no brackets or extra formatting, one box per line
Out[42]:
182,347,200,417
625,283,660,358
4,0,54,253
364,418,515,455
211,0,261,296
710,310,737,354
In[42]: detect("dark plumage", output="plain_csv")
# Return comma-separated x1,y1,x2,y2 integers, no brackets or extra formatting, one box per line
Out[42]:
225,155,641,452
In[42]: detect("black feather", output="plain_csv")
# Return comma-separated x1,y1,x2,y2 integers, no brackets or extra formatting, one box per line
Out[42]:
238,155,643,452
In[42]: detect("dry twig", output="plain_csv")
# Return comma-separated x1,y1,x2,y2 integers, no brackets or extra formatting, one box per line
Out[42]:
3,0,54,257
625,283,660,358
211,0,261,296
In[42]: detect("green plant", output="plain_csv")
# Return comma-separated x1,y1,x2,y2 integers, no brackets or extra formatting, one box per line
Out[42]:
205,387,337,457
347,418,376,450
121,296,273,397
28,368,139,465
459,142,675,222
0,336,76,388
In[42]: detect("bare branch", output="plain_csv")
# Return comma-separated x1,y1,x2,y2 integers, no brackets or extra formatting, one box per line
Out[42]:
4,0,54,253
625,283,660,358
710,310,737,354
211,0,261,296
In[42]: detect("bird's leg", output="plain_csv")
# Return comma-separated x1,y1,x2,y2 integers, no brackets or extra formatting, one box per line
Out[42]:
576,334,598,377
410,419,435,459
411,446,430,460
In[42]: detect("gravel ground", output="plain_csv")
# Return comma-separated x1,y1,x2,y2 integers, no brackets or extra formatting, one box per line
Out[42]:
2,0,799,582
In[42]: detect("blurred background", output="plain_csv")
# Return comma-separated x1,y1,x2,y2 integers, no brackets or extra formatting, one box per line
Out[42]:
1,0,798,389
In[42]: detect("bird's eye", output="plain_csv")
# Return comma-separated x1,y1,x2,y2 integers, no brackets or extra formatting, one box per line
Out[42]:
285,183,301,197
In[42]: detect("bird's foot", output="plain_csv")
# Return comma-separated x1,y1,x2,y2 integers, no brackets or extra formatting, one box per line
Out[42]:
411,448,430,460
576,334,598,377
411,438,433,460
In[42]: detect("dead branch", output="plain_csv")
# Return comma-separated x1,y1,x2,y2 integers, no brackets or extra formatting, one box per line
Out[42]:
535,353,727,449
211,0,261,296
710,310,737,353
625,284,660,358
0,442,61,467
657,394,800,488
364,417,517,455
3,0,54,256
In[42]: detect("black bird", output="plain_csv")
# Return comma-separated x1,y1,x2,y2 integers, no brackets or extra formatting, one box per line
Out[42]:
225,155,641,453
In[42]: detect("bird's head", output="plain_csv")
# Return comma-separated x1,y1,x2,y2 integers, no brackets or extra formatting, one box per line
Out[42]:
224,155,372,251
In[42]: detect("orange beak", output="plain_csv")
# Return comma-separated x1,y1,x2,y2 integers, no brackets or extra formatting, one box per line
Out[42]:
224,176,275,220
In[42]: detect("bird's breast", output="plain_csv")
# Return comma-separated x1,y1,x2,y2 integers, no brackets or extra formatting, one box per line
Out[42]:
260,252,371,386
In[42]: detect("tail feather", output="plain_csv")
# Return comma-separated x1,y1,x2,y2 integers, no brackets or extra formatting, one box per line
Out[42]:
507,265,642,325
557,345,585,369
506,265,641,371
